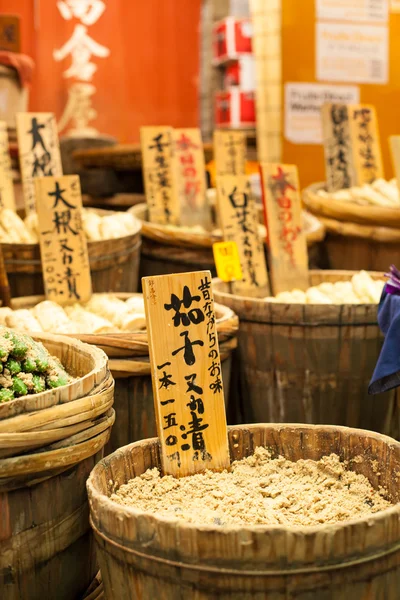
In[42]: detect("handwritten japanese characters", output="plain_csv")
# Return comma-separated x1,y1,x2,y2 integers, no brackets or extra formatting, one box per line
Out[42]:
141,126,180,225
216,175,269,297
16,113,63,215
143,271,230,477
173,128,211,229
35,175,92,306
212,241,243,283
347,104,384,185
390,136,400,188
260,163,309,295
213,130,246,178
0,122,15,211
321,103,356,191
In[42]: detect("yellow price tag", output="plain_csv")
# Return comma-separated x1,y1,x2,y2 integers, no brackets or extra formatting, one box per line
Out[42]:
213,241,243,283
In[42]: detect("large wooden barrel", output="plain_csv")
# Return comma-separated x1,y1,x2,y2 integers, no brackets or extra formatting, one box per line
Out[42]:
0,333,114,600
87,423,400,600
213,271,399,438
11,295,238,452
2,217,142,297
131,203,325,282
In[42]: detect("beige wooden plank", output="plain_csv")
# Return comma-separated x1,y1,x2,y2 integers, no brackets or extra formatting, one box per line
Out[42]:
321,103,356,191
213,130,246,177
142,270,230,477
347,104,384,185
0,121,16,211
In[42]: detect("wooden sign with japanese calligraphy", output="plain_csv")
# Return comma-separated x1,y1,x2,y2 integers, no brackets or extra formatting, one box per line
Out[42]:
142,270,230,478
172,127,211,230
35,175,92,306
16,113,63,216
216,175,270,298
347,104,384,186
0,15,20,53
321,103,356,192
389,136,400,189
140,126,180,226
0,121,15,211
213,130,246,178
260,163,309,295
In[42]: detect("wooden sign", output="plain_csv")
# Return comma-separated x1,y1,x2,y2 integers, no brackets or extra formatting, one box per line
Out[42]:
321,104,356,192
390,136,400,187
16,113,63,216
212,241,243,283
0,15,20,53
35,175,92,306
216,175,270,298
260,163,309,295
213,130,246,178
142,270,230,477
347,104,384,185
172,128,211,229
140,126,180,225
0,121,15,211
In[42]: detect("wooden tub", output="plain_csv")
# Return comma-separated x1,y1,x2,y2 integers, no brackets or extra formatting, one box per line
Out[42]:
87,423,400,599
213,271,399,438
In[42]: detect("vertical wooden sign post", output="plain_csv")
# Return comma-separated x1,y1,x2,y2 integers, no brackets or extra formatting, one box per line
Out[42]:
140,126,180,226
390,136,400,187
321,104,356,192
35,175,92,306
0,121,16,211
213,130,246,178
142,270,230,477
216,174,270,297
16,113,63,215
172,127,211,230
347,104,384,185
260,163,309,295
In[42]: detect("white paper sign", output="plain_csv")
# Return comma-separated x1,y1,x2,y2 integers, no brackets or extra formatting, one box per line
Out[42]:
316,22,388,84
316,0,388,22
284,83,360,145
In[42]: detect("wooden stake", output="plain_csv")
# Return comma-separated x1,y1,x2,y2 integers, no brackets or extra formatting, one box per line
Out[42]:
216,174,270,297
35,175,92,306
321,104,356,191
142,271,230,477
140,126,180,225
172,128,212,230
213,130,246,178
0,121,16,211
389,136,400,188
260,163,309,295
347,104,384,185
16,113,63,215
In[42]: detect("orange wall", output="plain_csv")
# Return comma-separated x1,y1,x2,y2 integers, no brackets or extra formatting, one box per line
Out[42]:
0,0,201,142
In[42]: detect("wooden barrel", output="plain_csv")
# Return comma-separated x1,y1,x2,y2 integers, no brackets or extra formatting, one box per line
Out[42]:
11,295,238,452
87,423,400,600
0,333,114,600
2,216,142,298
131,203,326,281
213,271,399,439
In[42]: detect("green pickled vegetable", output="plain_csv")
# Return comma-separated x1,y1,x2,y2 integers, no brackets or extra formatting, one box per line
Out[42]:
32,342,50,372
0,388,14,402
5,358,21,376
22,358,36,373
5,331,28,359
32,375,45,394
12,377,28,397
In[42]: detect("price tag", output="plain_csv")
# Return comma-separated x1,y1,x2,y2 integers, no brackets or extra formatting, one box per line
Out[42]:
0,121,15,211
213,130,246,178
172,127,211,229
347,104,384,185
16,113,63,215
142,271,230,477
140,126,180,225
260,163,309,295
321,103,356,191
213,241,243,283
35,175,92,306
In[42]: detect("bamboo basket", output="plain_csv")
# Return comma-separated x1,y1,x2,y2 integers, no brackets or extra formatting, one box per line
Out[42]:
11,295,238,451
87,423,400,600
315,215,400,271
303,182,400,227
2,210,142,297
213,271,399,439
131,203,325,280
1,333,114,600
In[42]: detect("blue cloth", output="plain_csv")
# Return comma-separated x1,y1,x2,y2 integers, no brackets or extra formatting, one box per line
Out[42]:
369,288,400,394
